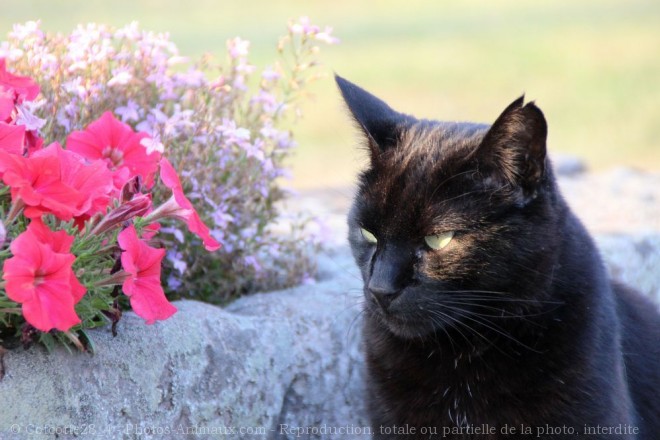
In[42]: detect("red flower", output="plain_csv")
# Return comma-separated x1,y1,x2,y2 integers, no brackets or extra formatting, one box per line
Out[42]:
0,58,40,103
66,112,160,191
29,218,75,253
56,143,115,219
0,142,114,220
24,130,44,156
0,88,14,122
154,157,221,251
141,222,161,241
2,220,85,332
117,225,176,324
0,122,25,155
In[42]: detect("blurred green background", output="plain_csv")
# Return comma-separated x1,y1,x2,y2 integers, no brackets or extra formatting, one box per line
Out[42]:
2,0,659,189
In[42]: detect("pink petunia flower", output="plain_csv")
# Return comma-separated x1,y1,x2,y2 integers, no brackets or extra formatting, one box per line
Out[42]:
0,88,15,122
0,58,41,102
24,130,44,156
0,122,25,155
66,111,161,192
117,225,176,324
149,157,221,251
2,220,85,332
0,142,114,220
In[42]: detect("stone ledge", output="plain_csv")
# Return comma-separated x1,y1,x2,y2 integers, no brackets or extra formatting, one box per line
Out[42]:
0,256,368,440
0,234,657,440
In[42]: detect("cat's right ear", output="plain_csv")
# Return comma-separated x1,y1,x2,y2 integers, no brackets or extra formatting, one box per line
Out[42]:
335,75,409,158
470,96,548,204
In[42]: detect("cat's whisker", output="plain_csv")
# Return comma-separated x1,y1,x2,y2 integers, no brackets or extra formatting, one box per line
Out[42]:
439,297,561,314
345,308,366,342
429,308,515,360
427,169,476,201
427,309,474,351
506,260,574,290
443,294,564,306
441,306,544,354
436,300,549,325
443,305,549,333
439,289,511,295
429,317,459,354
432,189,483,212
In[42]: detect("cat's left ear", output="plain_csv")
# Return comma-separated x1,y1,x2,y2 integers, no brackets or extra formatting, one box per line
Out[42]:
472,96,548,202
335,75,413,159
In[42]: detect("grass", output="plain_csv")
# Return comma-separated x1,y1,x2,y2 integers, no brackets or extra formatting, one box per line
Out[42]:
3,0,659,189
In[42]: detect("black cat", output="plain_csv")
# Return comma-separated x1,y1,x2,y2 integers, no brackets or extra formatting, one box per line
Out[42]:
336,75,660,439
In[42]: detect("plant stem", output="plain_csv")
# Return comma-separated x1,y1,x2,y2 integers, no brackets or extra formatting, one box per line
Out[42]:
93,270,130,287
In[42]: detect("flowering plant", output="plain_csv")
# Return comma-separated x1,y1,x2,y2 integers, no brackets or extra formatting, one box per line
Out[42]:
0,19,337,350
0,19,337,307
0,61,220,350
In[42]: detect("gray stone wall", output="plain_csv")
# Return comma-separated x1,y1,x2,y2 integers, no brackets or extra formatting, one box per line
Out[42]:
0,248,369,440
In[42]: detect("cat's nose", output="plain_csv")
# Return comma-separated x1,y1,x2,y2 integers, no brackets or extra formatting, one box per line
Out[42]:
368,282,402,311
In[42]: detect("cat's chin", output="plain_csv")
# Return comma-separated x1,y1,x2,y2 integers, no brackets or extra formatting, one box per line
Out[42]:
382,318,438,340
366,304,439,340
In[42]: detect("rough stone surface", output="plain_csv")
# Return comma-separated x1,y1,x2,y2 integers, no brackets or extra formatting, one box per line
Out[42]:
0,168,658,439
597,234,660,303
0,249,369,440
558,168,660,234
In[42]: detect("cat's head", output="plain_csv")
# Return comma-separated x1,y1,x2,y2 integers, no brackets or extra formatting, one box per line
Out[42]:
337,75,562,340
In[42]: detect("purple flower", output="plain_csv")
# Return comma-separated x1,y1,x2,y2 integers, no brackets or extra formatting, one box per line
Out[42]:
227,37,250,59
261,68,280,81
115,100,141,122
107,68,133,87
243,255,262,273
62,77,88,100
15,102,46,131
166,250,188,275
174,69,205,88
289,17,319,35
314,27,340,45
10,21,44,41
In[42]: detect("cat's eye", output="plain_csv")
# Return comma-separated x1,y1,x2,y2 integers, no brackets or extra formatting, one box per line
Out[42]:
360,228,378,244
424,231,454,250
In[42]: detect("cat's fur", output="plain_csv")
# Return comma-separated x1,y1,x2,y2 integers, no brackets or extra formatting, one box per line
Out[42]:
337,75,660,439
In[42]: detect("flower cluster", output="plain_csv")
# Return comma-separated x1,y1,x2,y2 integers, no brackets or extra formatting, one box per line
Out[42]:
1,19,337,303
0,61,219,349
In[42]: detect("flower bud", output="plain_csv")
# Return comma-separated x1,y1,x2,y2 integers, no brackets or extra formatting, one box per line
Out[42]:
120,176,142,203
0,219,5,248
91,194,152,236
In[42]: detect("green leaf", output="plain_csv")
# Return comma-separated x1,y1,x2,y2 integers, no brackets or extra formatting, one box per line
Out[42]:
78,330,96,355
39,333,56,354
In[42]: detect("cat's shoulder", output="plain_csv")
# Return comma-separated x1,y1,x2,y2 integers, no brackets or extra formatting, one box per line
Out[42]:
613,281,660,432
614,281,660,338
